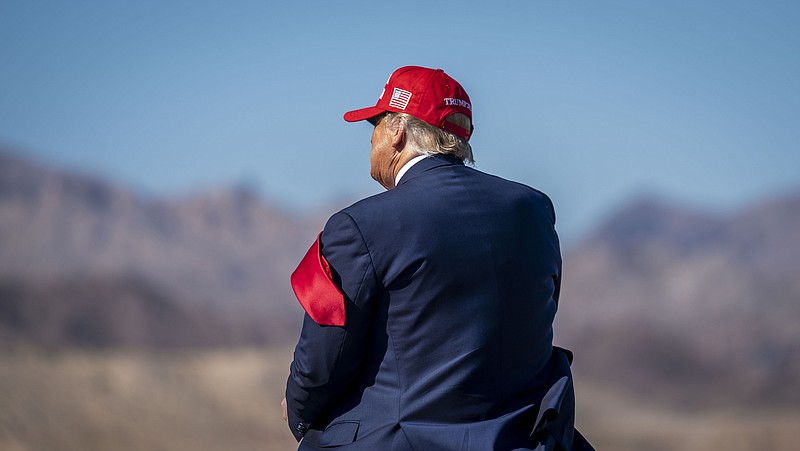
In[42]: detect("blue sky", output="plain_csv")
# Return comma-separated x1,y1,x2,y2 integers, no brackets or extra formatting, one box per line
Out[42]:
2,0,798,243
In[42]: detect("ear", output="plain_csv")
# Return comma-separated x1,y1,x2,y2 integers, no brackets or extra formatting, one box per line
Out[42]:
390,122,406,152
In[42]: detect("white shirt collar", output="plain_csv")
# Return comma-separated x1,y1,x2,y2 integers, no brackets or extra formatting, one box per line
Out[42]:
395,154,430,187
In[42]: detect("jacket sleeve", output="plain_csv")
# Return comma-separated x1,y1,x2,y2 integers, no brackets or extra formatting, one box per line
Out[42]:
285,211,380,441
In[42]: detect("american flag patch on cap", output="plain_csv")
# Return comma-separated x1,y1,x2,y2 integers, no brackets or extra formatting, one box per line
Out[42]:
388,88,412,110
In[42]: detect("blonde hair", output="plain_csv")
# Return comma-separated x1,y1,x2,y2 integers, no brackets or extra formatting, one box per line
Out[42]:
386,113,474,164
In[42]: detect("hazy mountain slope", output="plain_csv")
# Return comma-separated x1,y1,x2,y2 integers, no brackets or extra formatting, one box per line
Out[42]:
556,195,800,408
0,149,322,347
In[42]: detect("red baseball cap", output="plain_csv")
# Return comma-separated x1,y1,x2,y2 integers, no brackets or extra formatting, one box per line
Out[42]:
344,66,474,141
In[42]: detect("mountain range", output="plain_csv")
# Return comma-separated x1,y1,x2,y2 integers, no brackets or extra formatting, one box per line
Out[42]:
1,148,798,409
556,193,800,408
0,149,319,347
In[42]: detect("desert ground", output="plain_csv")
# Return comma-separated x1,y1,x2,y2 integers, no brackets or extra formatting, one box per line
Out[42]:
1,347,797,451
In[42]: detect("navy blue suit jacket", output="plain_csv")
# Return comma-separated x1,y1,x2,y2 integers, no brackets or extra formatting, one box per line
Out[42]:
286,154,591,450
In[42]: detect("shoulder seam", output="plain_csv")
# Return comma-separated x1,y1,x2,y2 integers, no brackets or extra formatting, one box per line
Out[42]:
338,211,381,299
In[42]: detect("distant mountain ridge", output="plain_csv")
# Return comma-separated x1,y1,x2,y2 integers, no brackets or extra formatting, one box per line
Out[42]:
556,193,800,407
2,148,798,409
0,149,320,346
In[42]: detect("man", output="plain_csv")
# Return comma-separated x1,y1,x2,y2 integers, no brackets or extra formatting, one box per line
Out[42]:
283,66,593,450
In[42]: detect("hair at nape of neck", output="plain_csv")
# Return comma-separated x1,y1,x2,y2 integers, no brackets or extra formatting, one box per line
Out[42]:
385,112,474,164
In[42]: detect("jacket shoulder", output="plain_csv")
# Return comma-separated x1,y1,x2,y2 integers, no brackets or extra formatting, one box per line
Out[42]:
466,168,557,223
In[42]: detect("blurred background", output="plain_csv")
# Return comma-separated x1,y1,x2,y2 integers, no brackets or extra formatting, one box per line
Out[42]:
1,1,799,450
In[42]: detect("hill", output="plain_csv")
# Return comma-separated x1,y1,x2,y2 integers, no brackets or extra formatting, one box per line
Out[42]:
556,195,800,408
0,149,321,347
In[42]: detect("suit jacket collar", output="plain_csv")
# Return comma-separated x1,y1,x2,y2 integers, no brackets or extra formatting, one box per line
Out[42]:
396,154,464,187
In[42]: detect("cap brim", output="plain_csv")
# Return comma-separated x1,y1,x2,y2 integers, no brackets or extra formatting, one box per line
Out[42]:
343,106,386,123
